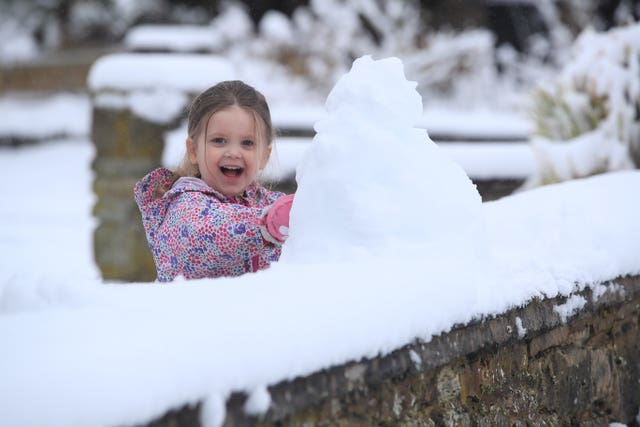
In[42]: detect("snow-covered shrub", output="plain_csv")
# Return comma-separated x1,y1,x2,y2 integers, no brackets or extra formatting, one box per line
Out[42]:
236,0,501,106
400,30,497,106
208,1,255,50
0,1,50,63
251,0,426,94
526,23,640,186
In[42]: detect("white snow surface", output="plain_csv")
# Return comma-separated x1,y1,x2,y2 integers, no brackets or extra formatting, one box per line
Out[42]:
0,93,90,139
418,106,530,139
0,139,98,282
0,154,638,427
553,294,587,323
1,56,639,427
259,11,295,44
123,24,219,52
87,53,236,92
243,385,272,416
515,317,527,338
439,142,534,179
129,89,190,124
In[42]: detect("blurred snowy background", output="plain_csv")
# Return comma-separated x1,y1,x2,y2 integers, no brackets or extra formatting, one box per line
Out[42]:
2,0,639,107
3,0,640,144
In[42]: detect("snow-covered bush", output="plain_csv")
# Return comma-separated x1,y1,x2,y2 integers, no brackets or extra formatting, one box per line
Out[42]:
526,23,640,186
238,0,501,106
0,1,52,63
400,30,496,106
242,0,426,94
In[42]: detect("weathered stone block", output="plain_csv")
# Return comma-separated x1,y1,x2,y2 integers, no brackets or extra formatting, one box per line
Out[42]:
92,157,159,178
91,107,169,159
94,221,156,282
0,60,92,92
90,99,181,280
528,324,570,357
92,195,141,224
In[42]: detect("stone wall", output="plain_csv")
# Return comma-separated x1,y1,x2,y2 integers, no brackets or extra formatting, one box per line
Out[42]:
145,275,640,426
91,106,181,282
0,48,111,92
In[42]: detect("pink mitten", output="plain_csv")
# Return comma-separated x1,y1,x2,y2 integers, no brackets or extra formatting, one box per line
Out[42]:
261,194,294,244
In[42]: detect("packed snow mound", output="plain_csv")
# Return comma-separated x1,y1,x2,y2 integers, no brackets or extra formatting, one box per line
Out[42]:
280,56,487,263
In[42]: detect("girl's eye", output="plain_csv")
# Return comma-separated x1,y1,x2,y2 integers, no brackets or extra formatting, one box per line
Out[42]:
242,139,255,147
210,137,225,144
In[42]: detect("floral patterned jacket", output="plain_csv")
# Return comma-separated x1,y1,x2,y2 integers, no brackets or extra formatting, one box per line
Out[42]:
134,168,284,282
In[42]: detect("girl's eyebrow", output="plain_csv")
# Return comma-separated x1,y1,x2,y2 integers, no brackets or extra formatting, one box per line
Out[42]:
236,133,258,141
205,131,255,138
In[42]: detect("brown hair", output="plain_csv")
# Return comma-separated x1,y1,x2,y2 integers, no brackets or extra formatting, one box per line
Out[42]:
174,80,274,178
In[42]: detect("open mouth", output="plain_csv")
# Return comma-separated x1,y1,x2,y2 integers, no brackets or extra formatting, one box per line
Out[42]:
220,166,243,177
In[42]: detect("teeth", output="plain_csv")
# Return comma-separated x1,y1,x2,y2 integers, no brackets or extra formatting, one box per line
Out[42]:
221,166,242,176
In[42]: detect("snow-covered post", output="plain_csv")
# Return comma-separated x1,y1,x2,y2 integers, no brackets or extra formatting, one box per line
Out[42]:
87,53,235,281
526,23,640,187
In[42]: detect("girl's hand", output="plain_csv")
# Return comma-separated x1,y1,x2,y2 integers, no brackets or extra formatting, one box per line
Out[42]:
260,194,294,244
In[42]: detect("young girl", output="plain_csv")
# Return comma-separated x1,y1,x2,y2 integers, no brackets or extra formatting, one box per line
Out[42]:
134,80,293,282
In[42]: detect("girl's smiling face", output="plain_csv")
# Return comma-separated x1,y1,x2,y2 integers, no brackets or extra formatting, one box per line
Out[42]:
187,105,271,197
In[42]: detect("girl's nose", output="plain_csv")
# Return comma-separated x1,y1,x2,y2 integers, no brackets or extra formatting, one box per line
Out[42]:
225,144,241,158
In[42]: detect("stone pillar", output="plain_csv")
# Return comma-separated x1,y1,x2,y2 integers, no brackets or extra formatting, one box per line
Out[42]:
87,52,235,282
91,105,181,282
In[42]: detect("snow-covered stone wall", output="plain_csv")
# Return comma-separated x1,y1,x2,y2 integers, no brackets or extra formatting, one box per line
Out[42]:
146,275,640,427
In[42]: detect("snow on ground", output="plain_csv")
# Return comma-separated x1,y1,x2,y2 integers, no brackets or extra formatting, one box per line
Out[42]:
0,55,639,427
0,93,90,140
418,105,530,140
438,142,534,179
0,138,99,281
